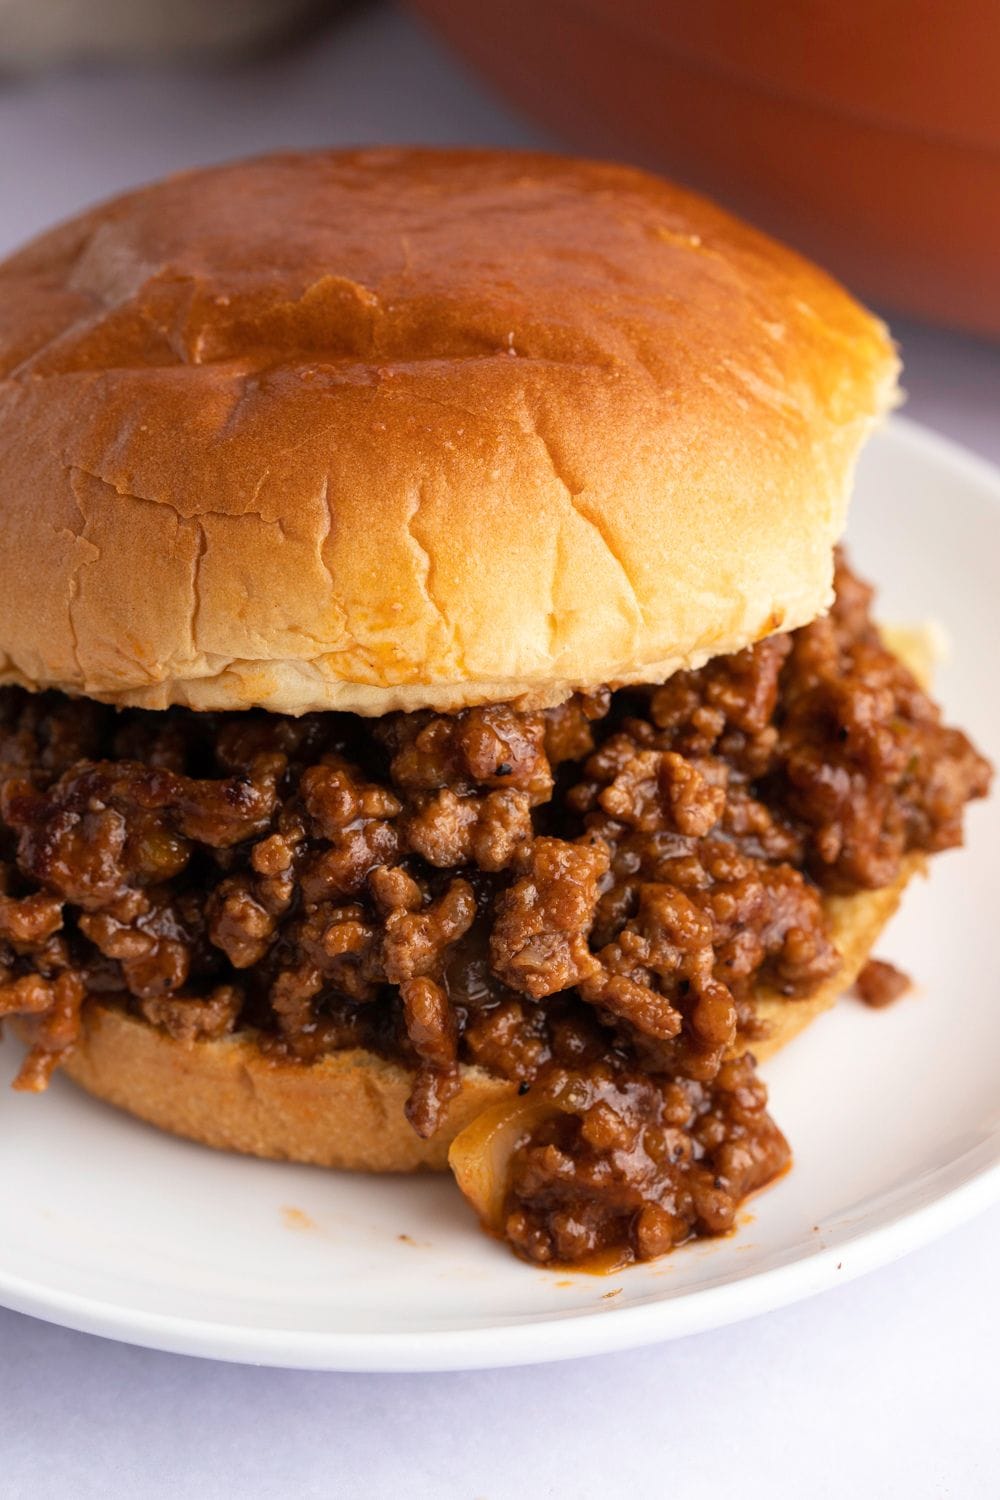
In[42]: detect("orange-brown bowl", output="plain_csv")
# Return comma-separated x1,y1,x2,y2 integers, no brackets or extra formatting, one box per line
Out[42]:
410,0,1000,336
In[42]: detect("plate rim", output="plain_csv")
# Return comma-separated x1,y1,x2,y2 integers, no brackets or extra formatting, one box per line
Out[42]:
1,1140,999,1371
1,413,998,1372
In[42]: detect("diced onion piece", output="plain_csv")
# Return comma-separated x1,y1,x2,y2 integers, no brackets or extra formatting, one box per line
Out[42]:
448,1095,555,1233
881,620,945,689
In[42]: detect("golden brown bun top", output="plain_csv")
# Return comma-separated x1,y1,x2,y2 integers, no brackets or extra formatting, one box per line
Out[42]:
0,148,898,715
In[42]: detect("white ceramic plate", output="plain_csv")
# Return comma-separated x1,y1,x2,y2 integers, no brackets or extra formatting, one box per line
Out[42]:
0,415,997,1371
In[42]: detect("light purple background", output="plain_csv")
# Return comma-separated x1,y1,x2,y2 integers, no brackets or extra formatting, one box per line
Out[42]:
1,7,998,1496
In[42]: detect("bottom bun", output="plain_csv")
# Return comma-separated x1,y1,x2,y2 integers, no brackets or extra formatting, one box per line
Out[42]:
60,1020,513,1173
51,855,923,1172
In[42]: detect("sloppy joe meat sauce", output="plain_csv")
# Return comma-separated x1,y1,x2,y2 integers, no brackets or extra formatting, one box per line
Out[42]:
0,556,990,1265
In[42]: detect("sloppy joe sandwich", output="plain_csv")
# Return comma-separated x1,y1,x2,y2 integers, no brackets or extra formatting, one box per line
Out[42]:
0,149,990,1267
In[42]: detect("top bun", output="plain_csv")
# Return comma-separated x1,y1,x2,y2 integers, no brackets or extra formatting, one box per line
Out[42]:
0,149,898,716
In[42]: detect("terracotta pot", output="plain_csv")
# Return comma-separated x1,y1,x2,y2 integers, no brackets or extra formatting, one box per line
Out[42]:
410,0,1000,336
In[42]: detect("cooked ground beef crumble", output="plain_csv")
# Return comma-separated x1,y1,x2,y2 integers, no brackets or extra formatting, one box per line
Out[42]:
853,957,911,1008
0,556,990,1265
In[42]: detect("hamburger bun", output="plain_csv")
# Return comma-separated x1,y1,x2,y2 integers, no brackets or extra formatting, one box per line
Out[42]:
0,148,897,718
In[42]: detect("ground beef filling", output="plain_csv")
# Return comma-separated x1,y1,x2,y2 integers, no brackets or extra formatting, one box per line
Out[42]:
854,958,911,1009
0,557,990,1265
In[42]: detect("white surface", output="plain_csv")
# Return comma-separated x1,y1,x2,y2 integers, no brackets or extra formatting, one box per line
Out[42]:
0,1,998,1493
1,417,998,1377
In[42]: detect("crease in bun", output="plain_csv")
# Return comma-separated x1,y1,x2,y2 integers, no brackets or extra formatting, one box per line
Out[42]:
0,148,898,716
